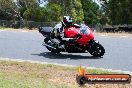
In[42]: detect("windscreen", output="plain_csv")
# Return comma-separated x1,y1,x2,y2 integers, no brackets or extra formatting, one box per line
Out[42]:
79,24,90,34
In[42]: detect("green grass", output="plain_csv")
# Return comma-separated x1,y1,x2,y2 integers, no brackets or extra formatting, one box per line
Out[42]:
0,72,71,88
0,26,7,29
0,74,69,88
85,68,118,74
0,60,119,88
0,26,14,30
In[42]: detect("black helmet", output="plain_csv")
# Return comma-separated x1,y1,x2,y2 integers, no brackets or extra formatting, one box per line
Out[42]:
63,16,73,27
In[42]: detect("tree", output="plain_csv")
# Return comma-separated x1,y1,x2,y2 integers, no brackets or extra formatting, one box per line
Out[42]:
0,0,40,21
23,7,51,22
81,0,101,24
99,0,132,25
47,0,84,23
0,0,105,24
0,0,19,20
108,0,132,24
47,3,62,21
0,0,29,22
17,0,39,8
70,0,84,23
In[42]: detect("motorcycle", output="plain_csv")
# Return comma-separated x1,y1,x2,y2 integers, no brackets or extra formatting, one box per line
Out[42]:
39,24,105,57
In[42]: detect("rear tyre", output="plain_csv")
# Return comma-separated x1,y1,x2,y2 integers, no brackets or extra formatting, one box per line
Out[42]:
44,37,60,53
88,43,105,57
46,42,60,53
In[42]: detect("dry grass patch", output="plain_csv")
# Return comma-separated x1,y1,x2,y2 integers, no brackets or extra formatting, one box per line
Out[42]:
0,60,131,88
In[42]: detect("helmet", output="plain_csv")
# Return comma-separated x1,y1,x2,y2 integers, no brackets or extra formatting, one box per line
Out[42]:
63,16,73,27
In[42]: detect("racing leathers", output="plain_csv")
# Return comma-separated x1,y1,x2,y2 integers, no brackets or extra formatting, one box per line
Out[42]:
53,22,80,38
52,22,80,49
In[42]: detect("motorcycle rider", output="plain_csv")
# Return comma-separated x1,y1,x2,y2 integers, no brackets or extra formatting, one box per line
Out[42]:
53,16,80,38
52,16,80,49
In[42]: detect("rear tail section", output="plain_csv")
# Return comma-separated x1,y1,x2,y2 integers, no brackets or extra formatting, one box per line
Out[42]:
39,27,52,37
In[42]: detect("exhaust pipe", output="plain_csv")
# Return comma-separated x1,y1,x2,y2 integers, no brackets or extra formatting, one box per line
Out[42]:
42,43,56,50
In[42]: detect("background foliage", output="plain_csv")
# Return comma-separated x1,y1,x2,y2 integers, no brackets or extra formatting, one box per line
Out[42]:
0,0,131,25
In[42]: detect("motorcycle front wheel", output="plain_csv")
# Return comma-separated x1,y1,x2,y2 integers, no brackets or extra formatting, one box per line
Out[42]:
88,42,105,57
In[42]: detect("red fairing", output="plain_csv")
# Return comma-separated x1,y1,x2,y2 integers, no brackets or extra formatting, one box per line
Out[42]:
64,26,94,46
64,27,79,38
77,30,94,45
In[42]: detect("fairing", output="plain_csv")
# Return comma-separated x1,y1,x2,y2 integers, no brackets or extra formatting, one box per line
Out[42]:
64,24,94,45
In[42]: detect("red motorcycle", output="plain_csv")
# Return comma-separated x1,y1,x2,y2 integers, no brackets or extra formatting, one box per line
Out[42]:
39,24,105,57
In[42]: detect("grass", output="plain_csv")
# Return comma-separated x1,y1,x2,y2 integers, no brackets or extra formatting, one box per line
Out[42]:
0,27,38,32
0,26,8,29
0,61,72,88
0,26,15,30
0,60,131,88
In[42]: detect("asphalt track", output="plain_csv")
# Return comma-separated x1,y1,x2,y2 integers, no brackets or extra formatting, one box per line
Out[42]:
0,30,132,72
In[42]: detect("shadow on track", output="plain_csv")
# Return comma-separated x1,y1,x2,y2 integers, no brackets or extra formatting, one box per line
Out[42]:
32,52,102,60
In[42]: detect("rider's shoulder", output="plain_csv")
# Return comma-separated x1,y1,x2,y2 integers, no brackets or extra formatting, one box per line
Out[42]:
55,22,62,28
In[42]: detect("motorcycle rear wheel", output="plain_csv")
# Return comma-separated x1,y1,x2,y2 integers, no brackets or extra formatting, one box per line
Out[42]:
44,37,61,53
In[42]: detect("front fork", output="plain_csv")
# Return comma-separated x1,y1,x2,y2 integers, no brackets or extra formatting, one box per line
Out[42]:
87,40,99,51
90,40,99,44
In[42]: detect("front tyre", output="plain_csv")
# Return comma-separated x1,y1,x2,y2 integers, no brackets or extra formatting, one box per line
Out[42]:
88,43,105,57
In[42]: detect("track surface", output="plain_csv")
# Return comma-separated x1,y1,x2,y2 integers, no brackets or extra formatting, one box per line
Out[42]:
0,30,132,71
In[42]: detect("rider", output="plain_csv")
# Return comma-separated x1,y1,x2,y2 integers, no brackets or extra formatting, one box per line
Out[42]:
53,16,80,38
52,16,80,49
